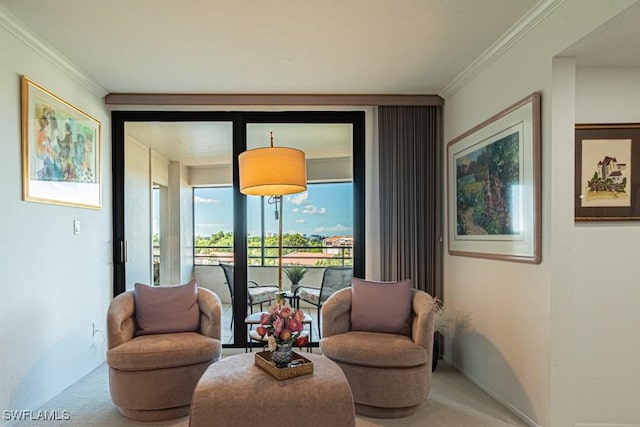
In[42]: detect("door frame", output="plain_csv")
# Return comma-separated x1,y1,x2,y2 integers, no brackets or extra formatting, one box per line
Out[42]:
111,110,365,347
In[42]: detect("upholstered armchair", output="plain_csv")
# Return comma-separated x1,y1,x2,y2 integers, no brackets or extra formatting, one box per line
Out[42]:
320,284,435,419
106,283,222,421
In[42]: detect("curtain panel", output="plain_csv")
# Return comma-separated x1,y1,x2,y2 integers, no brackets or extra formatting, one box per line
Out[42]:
378,106,442,298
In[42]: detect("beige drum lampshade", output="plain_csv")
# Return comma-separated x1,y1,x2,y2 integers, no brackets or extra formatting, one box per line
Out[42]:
239,146,307,196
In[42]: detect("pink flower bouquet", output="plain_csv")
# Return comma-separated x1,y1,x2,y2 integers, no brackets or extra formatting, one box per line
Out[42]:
256,303,308,350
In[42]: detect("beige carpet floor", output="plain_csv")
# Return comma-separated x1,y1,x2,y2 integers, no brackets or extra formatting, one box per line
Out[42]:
15,350,527,427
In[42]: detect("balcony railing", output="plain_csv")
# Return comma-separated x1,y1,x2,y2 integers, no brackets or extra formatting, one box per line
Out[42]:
193,245,352,267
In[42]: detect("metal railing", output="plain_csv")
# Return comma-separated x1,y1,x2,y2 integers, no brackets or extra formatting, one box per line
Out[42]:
193,245,352,267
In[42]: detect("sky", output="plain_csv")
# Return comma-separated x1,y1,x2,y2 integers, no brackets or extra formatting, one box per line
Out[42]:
190,182,353,238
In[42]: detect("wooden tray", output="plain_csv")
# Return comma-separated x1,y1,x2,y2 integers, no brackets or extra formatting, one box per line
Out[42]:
254,350,313,380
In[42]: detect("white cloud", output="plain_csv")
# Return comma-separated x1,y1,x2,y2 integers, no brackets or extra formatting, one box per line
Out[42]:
194,196,220,204
313,224,351,233
288,192,308,206
292,208,299,213
302,204,327,215
295,219,306,224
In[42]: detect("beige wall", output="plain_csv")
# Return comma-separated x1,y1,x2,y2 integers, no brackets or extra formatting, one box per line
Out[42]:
441,1,637,426
0,19,111,422
573,66,640,425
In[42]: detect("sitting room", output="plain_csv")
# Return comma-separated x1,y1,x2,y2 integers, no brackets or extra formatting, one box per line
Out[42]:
1,1,640,426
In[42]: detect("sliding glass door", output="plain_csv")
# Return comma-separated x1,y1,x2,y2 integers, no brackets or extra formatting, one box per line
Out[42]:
112,110,364,348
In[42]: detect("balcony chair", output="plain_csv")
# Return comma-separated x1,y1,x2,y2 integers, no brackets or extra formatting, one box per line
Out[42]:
295,266,353,338
106,281,222,421
320,281,435,418
220,263,279,328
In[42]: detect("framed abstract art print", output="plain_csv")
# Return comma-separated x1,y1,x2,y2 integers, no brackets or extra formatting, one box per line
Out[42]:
21,75,101,209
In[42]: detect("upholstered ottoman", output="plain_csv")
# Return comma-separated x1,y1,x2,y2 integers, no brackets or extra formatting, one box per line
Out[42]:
189,353,355,427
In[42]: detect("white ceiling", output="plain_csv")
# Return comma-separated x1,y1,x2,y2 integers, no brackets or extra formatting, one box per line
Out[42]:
1,0,540,95
560,1,640,67
2,0,639,164
126,121,354,165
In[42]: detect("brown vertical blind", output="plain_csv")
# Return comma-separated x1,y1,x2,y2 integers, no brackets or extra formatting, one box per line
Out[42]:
378,106,442,298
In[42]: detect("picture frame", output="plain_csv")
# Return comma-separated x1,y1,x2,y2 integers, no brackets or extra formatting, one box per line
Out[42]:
21,75,101,209
447,92,541,264
575,123,640,221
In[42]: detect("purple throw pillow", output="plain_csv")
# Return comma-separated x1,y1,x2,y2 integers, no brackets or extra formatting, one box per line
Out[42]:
134,280,199,336
350,278,413,336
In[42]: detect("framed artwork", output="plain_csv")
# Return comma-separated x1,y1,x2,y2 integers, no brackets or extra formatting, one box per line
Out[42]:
575,123,640,221
447,92,541,264
21,75,101,209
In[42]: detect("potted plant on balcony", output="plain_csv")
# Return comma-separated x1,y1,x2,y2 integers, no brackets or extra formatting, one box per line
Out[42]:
284,265,309,294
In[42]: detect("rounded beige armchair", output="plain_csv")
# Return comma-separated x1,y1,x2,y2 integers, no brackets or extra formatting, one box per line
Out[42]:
106,282,222,421
320,284,435,418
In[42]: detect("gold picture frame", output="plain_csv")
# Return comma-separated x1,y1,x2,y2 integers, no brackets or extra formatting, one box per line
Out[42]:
21,75,101,209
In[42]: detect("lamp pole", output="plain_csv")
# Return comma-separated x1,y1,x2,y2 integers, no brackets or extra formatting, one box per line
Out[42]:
276,195,285,305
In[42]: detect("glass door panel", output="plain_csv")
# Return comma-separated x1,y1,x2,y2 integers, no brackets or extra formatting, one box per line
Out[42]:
124,130,153,290
194,185,234,344
245,123,354,344
123,120,235,342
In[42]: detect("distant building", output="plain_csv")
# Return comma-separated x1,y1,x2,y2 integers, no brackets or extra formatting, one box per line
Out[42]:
323,236,353,255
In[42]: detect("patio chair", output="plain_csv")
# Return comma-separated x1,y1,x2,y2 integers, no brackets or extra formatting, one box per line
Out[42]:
220,263,279,328
295,266,353,338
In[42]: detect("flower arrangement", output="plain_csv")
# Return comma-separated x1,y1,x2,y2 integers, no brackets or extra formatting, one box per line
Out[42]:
256,303,309,351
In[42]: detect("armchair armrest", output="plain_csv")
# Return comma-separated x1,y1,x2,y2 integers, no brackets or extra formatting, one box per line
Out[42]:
410,290,435,350
197,287,222,340
107,291,136,350
321,287,352,338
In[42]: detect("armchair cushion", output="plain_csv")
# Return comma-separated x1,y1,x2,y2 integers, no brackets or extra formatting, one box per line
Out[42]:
134,280,199,336
248,287,277,305
107,332,220,371
298,287,320,305
321,331,429,368
350,278,412,336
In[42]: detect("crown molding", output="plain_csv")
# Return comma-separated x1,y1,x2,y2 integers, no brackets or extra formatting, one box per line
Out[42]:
0,4,107,98
439,0,566,100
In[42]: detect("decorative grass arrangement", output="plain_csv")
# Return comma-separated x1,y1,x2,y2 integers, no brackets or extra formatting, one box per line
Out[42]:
284,265,309,285
434,298,473,339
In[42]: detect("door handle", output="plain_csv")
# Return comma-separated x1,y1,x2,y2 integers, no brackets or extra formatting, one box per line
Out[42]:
120,240,128,263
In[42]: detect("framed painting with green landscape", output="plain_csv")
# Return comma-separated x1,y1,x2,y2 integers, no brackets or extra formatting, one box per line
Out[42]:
447,92,541,264
575,123,640,221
